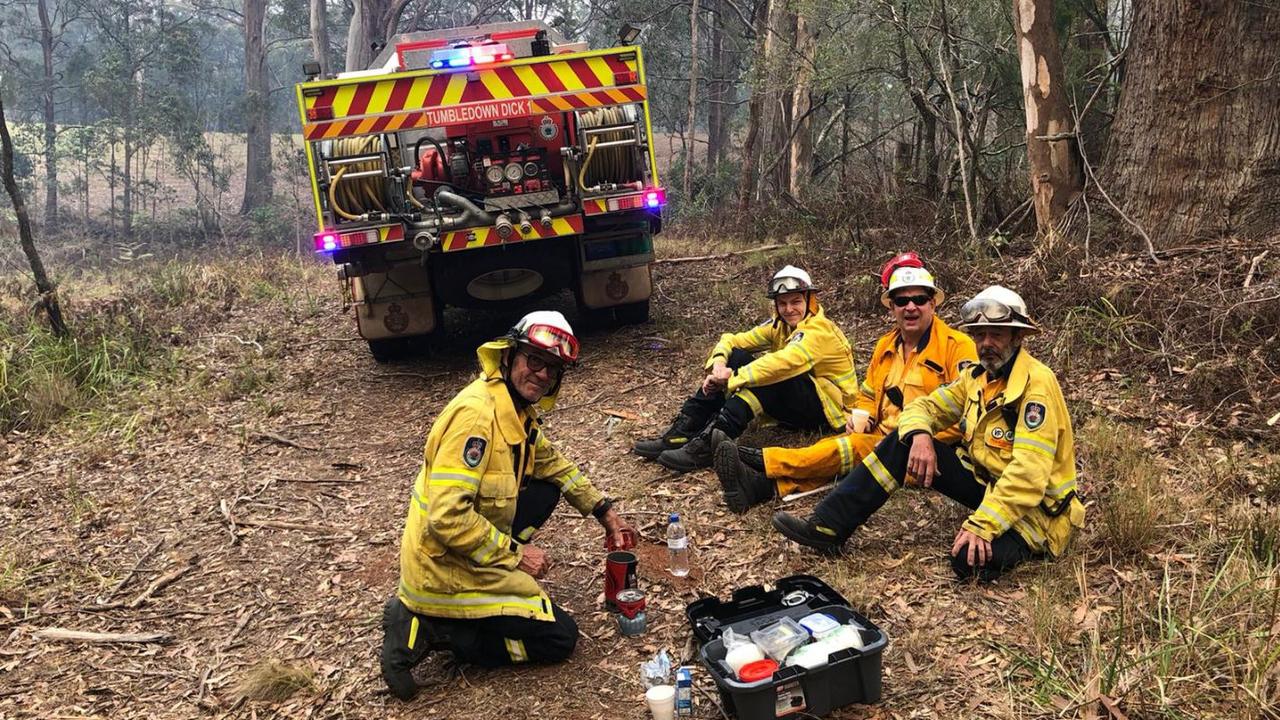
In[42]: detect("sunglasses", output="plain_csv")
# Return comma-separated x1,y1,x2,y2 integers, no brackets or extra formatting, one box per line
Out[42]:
890,293,933,308
521,350,566,375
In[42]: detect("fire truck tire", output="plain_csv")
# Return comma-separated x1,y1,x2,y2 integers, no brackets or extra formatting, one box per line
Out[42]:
367,334,435,363
613,300,650,325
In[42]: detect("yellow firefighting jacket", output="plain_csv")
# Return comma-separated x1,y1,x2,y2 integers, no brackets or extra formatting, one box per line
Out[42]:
397,340,605,622
898,348,1084,555
857,317,977,443
705,299,858,431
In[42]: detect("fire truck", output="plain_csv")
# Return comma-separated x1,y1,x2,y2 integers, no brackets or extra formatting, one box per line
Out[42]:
295,21,664,361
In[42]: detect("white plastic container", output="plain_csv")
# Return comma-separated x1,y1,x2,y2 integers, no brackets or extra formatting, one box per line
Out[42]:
667,513,690,577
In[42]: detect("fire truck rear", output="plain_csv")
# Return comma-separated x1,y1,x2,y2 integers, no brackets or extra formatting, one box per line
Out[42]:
295,22,665,361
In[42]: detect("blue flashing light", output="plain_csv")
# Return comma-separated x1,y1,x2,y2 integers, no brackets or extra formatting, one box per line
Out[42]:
428,43,513,71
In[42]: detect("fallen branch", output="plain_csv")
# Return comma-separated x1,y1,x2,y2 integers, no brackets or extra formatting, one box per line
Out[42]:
35,628,171,644
97,538,164,604
654,243,789,266
252,430,318,452
550,377,665,413
1243,250,1270,288
127,555,200,609
276,476,367,485
236,517,338,533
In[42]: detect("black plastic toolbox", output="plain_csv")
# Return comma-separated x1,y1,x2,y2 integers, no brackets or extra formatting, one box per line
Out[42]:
685,575,887,719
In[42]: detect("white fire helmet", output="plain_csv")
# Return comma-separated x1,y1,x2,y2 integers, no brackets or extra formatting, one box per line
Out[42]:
959,286,1039,333
880,266,945,308
509,310,580,363
767,265,818,298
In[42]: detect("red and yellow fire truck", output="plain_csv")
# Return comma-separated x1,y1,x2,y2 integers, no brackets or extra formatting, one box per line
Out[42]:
295,21,664,360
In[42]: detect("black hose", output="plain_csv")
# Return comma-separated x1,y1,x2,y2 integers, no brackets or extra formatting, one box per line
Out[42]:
413,136,450,181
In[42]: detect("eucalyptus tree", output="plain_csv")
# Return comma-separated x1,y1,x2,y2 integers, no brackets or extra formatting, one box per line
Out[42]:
0,0,85,228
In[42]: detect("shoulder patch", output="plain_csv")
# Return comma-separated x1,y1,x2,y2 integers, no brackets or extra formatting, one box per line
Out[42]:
463,436,488,467
788,331,805,344
1023,402,1047,431
957,359,974,372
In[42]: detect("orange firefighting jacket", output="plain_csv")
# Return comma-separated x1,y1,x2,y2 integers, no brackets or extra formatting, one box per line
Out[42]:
857,317,976,443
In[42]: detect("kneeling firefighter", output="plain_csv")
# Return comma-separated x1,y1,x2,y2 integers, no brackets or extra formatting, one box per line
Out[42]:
381,310,637,700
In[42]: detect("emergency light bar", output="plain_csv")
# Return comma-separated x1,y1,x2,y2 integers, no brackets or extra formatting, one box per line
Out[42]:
429,43,514,69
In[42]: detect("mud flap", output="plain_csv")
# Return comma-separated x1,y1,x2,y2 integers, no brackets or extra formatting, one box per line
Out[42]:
578,265,651,309
353,267,439,341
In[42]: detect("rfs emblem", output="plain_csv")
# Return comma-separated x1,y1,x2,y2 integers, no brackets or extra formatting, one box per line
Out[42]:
383,303,409,334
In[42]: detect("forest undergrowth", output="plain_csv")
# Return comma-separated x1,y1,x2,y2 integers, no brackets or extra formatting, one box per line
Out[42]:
1,216,1279,718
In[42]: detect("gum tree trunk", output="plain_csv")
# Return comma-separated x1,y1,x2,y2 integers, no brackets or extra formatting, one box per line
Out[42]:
1104,1,1280,243
1012,0,1083,236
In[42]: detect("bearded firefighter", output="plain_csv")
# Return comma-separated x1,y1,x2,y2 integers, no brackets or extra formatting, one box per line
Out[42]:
633,265,859,474
381,310,636,700
772,286,1084,581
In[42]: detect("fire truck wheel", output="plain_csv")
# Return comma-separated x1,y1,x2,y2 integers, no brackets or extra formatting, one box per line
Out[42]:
613,300,650,325
367,335,434,363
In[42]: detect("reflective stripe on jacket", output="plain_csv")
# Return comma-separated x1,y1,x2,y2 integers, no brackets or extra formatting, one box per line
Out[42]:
898,348,1084,555
856,318,976,442
398,340,604,621
706,304,858,430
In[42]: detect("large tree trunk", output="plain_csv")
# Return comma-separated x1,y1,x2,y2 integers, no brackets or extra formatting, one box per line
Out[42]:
345,0,393,71
705,0,725,166
787,12,816,199
1013,0,1083,236
240,0,273,215
37,0,58,228
737,0,770,208
0,93,67,336
310,0,331,78
1105,2,1280,243
682,0,701,200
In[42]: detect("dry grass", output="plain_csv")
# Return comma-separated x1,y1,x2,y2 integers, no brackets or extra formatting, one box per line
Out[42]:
236,660,315,702
2,224,1280,718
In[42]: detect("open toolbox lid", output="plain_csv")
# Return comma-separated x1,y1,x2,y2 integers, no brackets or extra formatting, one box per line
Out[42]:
685,575,852,644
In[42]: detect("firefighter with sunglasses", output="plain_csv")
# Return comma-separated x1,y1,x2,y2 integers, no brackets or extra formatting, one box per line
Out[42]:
633,265,859,474
714,255,976,513
772,286,1083,581
381,310,637,700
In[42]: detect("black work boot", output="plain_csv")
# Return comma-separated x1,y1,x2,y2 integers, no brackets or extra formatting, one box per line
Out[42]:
633,412,703,460
714,439,775,514
771,512,845,555
657,426,715,473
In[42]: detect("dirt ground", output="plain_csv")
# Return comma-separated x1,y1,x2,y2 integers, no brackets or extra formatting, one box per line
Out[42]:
0,242,1273,719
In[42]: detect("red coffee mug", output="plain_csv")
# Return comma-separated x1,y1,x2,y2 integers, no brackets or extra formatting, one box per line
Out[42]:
604,550,638,608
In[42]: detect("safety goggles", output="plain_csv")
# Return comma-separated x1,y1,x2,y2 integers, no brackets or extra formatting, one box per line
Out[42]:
960,297,1021,325
522,323,580,363
769,277,810,296
890,293,933,308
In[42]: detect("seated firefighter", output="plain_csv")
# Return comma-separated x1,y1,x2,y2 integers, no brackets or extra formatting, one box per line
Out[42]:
633,266,859,474
714,256,977,513
381,310,637,700
772,286,1084,581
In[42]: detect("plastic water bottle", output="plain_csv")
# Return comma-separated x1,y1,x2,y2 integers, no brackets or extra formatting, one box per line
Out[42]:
667,513,690,577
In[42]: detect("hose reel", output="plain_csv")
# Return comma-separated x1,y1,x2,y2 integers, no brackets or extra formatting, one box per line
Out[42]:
576,106,642,192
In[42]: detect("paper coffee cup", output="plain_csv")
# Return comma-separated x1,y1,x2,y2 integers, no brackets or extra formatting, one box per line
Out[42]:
645,684,676,720
848,409,871,433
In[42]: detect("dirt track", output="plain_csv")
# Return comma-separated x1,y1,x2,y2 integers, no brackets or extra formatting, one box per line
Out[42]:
2,255,1101,719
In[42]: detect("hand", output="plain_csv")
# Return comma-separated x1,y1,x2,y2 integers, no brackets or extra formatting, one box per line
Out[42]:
906,433,938,487
601,509,637,550
711,362,732,385
701,374,723,396
517,544,550,579
951,529,992,568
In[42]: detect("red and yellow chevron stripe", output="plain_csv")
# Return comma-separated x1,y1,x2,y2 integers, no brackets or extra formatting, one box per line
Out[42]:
441,215,584,252
301,50,644,141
